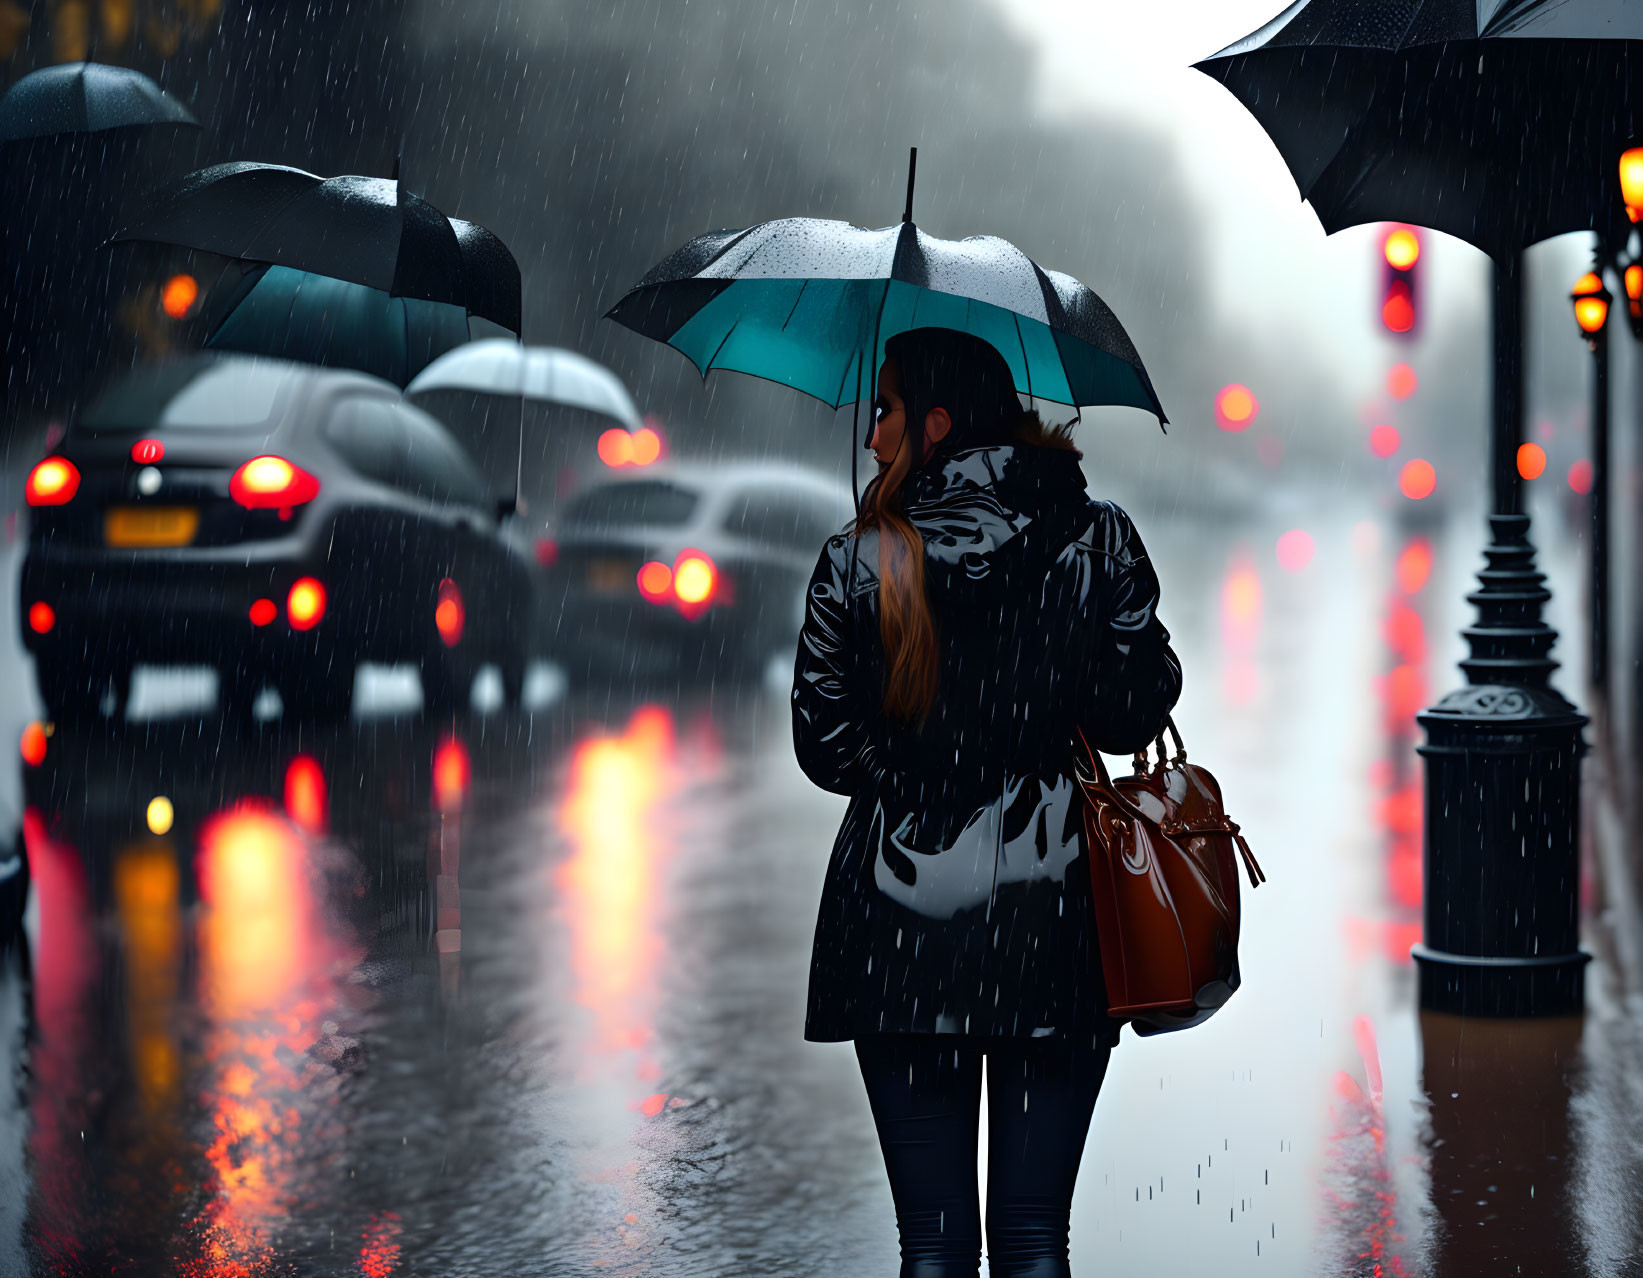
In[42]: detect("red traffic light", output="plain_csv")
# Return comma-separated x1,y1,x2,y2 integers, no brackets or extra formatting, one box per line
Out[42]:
1379,225,1421,338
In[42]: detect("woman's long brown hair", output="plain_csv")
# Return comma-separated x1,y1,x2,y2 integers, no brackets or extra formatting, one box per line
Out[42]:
854,329,1077,724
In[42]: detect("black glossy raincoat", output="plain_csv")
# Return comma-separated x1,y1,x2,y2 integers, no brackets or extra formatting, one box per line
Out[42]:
792,442,1181,1047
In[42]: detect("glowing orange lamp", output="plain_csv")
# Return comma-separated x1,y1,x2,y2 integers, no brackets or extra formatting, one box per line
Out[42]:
1623,261,1643,340
1571,271,1611,346
1619,147,1643,222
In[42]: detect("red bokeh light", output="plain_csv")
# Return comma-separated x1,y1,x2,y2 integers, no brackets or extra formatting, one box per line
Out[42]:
27,601,55,634
1387,363,1418,400
637,560,674,603
1381,282,1416,333
1369,424,1400,458
1383,602,1426,663
1517,442,1547,481
1568,459,1594,495
248,598,276,627
598,429,634,467
1398,458,1436,500
161,273,198,319
1275,528,1314,573
130,438,165,465
1395,539,1434,595
1214,384,1258,432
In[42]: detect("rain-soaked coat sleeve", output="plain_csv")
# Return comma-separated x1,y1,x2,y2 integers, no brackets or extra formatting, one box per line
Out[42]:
791,537,878,795
1081,505,1182,756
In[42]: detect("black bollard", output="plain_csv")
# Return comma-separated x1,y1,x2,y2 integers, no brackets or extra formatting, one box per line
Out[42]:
1412,254,1591,1017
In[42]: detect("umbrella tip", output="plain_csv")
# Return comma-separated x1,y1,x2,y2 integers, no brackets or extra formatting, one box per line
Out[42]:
902,146,918,224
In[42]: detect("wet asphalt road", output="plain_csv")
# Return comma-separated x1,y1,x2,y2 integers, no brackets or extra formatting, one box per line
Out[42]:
1,492,1641,1277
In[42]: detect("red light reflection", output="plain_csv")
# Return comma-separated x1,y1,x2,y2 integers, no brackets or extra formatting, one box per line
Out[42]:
23,809,95,1271
1219,554,1261,706
187,803,362,1273
433,737,470,814
284,755,328,833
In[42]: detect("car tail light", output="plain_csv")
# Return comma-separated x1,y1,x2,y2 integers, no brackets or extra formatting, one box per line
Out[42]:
230,455,321,510
672,551,717,606
131,438,165,464
637,561,673,603
26,457,79,506
535,538,558,568
435,578,465,647
27,602,55,634
286,577,326,630
20,722,47,768
248,598,277,627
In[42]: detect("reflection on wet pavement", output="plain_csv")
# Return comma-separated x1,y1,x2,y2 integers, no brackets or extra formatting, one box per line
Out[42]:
0,503,1639,1276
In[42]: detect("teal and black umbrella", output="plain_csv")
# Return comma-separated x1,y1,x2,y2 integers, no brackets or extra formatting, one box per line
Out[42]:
206,265,472,388
605,153,1165,426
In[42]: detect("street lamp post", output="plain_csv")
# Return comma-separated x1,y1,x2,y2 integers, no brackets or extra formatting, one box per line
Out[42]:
1571,267,1612,694
1412,250,1591,1018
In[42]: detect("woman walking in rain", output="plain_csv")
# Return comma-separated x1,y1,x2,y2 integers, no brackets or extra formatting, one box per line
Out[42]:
792,326,1181,1278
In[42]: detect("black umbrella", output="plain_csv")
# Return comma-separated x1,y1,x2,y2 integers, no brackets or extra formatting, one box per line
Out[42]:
1195,0,1643,260
108,162,522,332
0,61,199,142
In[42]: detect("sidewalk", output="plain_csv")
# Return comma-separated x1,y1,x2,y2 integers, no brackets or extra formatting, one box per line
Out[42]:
1060,502,1643,1277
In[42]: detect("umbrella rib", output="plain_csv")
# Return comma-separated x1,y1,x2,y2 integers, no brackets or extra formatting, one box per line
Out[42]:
702,318,740,378
780,278,810,331
1012,311,1033,402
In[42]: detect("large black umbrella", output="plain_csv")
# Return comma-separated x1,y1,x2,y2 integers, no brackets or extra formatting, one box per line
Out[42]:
108,162,521,332
1195,0,1643,260
0,62,199,142
606,157,1165,424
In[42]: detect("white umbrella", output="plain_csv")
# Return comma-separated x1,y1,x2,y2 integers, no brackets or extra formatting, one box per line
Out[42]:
406,339,641,429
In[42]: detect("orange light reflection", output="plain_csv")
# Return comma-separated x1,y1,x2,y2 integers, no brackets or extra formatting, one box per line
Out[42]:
558,707,675,1056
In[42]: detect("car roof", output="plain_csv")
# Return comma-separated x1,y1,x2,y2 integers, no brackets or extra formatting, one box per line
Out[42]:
76,354,399,434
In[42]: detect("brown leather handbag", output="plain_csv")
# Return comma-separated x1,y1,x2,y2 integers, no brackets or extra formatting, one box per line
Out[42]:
1074,717,1266,1037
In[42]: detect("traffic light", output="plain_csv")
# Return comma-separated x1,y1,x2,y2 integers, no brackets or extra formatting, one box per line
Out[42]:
1379,225,1421,337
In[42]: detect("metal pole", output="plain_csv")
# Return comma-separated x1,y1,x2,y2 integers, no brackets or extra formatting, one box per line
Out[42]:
1492,253,1524,518
1413,251,1591,1018
1591,317,1610,693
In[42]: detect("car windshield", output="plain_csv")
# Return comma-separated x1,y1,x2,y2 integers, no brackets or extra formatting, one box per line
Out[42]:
78,360,288,434
562,480,699,529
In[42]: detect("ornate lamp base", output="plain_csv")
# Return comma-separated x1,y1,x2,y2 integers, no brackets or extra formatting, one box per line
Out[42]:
1415,516,1591,1017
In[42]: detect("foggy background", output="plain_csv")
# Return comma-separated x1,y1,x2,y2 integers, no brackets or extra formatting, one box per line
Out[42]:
0,0,1612,514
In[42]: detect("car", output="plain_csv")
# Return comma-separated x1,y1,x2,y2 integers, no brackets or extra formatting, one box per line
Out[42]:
21,355,537,722
538,460,854,681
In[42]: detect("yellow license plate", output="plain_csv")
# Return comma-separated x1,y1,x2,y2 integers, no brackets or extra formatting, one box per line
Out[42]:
104,506,200,548
587,559,634,594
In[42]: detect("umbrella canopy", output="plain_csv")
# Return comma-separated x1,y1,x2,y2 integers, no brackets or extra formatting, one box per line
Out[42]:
0,62,199,142
206,265,473,389
605,214,1165,424
1195,0,1643,259
109,162,521,332
405,340,642,429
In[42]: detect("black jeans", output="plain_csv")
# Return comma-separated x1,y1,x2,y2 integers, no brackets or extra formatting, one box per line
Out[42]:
854,1033,1113,1278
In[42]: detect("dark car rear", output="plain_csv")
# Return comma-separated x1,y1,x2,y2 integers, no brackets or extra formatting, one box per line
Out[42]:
22,355,537,720
541,463,851,681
